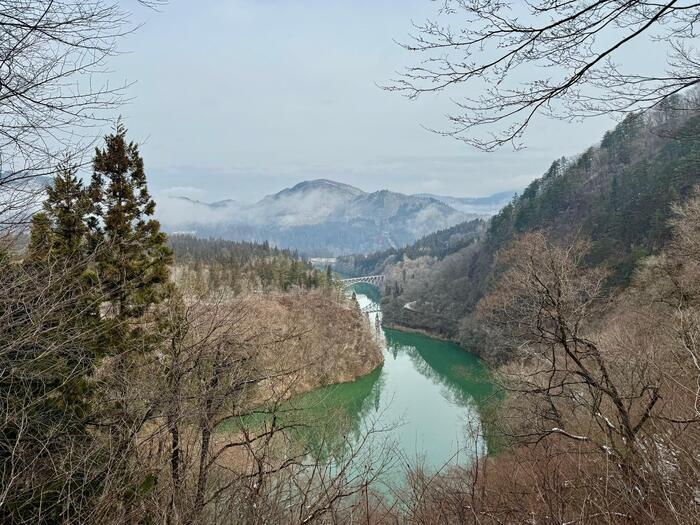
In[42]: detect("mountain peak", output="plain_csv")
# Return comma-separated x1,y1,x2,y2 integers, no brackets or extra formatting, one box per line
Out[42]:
260,179,366,205
157,178,510,255
286,179,366,195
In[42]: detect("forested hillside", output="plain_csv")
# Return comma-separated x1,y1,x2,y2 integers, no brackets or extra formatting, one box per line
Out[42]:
334,219,485,277
169,234,333,293
381,96,700,356
169,234,300,263
490,100,700,286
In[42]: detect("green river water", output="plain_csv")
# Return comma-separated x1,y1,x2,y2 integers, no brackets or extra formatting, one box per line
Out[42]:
280,289,499,477
226,289,499,481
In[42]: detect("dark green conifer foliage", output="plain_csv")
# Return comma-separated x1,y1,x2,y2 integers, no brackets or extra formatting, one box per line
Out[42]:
27,211,53,261
3,167,105,523
25,164,93,265
88,123,173,515
89,122,172,319
44,164,92,256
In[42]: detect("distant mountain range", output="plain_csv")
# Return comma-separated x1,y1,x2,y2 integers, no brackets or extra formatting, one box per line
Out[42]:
156,179,513,256
416,191,515,216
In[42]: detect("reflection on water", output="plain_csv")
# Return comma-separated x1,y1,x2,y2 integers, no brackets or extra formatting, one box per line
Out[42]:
226,293,498,479
286,292,498,473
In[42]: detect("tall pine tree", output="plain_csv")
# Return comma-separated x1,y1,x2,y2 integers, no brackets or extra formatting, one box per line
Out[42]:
88,123,173,517
89,122,172,319
26,163,94,267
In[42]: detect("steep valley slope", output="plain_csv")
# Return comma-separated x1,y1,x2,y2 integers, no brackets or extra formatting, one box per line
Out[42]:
347,101,700,362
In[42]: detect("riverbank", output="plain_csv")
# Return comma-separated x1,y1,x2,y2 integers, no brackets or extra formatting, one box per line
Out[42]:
246,289,384,399
174,258,385,399
381,321,458,344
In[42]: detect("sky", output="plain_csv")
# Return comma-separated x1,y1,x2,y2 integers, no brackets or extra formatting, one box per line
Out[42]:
109,0,623,203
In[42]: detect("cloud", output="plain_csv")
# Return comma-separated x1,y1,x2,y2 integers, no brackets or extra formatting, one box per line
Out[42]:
159,186,209,200
155,195,231,227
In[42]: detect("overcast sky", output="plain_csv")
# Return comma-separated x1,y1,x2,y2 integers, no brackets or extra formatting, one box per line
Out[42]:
110,0,621,203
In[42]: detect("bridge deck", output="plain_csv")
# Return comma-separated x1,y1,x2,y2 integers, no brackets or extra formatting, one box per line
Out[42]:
340,275,385,287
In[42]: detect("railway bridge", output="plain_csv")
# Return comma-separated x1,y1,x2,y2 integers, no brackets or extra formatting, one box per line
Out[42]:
339,275,385,289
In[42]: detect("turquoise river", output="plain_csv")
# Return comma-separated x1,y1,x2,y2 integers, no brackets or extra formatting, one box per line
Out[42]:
279,289,499,479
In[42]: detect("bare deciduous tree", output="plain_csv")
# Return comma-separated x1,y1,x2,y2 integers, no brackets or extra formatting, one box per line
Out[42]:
1,1,123,177
469,228,700,523
0,0,164,235
127,291,393,525
387,1,700,150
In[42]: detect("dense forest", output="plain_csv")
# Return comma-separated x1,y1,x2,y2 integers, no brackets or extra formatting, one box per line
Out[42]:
169,234,334,293
490,98,700,286
169,235,301,264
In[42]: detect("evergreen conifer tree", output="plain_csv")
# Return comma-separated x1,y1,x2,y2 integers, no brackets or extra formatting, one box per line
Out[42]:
44,163,92,256
6,164,107,522
25,163,92,264
86,123,173,514
27,212,54,261
89,122,172,319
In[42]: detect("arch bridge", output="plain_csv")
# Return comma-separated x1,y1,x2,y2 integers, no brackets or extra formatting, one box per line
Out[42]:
340,275,385,289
